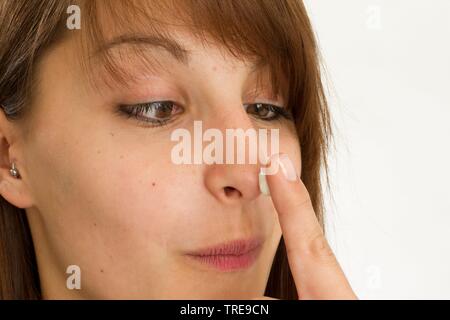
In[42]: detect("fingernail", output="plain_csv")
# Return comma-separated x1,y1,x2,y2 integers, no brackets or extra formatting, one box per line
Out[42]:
259,168,270,196
274,153,298,182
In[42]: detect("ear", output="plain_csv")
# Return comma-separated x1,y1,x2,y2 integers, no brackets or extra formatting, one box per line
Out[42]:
0,108,34,209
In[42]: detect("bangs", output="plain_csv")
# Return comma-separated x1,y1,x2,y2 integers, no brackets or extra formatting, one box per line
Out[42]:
73,0,308,112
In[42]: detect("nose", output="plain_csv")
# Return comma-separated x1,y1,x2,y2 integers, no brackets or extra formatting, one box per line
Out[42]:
203,108,263,204
204,162,261,203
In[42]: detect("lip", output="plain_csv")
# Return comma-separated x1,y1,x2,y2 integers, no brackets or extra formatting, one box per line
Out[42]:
185,237,263,272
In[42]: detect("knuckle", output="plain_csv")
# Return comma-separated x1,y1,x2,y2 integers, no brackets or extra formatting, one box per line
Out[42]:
297,232,337,265
290,195,312,212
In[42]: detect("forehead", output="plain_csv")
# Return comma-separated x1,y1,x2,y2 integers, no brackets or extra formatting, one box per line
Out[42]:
75,0,288,97
95,29,266,74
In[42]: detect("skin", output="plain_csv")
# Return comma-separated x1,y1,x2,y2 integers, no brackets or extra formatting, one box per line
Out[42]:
0,15,356,299
256,154,357,299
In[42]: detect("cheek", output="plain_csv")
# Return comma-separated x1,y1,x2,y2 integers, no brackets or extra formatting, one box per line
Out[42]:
25,119,180,259
109,162,204,249
68,136,206,256
70,149,176,247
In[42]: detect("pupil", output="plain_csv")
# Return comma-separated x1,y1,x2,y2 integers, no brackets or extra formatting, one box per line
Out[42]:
154,102,172,118
256,104,269,117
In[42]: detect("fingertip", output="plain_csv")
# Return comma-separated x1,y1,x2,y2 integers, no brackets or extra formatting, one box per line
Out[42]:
263,153,299,182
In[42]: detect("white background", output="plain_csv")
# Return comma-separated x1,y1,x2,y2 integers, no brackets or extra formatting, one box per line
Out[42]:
304,0,450,299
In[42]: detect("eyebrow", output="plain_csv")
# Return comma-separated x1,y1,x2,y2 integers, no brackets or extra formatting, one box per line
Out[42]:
95,34,191,65
93,33,276,91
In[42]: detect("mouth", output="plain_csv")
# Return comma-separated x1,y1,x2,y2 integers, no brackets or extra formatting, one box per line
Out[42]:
185,237,263,272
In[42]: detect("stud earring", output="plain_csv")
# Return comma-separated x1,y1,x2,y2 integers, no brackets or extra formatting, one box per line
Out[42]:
9,162,20,179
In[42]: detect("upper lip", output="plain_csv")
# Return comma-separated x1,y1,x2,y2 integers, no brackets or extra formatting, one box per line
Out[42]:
186,237,263,256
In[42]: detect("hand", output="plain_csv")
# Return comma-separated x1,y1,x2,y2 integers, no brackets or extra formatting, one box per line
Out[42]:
255,153,357,300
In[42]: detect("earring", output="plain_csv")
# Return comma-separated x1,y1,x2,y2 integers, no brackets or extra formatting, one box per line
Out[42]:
9,162,20,179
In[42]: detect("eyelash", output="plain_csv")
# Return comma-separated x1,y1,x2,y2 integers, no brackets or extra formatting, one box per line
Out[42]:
118,101,293,128
118,101,181,128
245,103,294,122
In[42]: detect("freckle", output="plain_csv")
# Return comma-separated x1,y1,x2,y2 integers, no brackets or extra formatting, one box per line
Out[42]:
152,182,156,186
94,223,97,226
110,132,115,137
120,155,124,159
100,269,104,273
97,150,101,154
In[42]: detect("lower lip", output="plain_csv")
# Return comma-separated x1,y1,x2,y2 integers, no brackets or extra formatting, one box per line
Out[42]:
187,245,262,272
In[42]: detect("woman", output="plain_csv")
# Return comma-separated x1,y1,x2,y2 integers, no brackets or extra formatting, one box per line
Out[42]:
0,0,357,299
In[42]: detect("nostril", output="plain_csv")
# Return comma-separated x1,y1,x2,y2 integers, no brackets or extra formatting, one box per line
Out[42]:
224,186,241,198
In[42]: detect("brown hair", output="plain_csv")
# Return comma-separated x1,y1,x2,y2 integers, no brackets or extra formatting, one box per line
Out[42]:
0,0,331,299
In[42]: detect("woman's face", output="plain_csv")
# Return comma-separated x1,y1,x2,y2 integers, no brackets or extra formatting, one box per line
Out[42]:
15,21,302,298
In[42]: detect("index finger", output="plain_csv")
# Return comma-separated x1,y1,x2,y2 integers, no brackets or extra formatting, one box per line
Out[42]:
261,153,357,300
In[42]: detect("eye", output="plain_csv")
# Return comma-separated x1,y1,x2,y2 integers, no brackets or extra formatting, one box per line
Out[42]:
118,101,183,127
244,103,293,121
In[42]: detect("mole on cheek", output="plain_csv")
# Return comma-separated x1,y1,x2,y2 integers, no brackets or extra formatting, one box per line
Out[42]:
152,182,156,187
